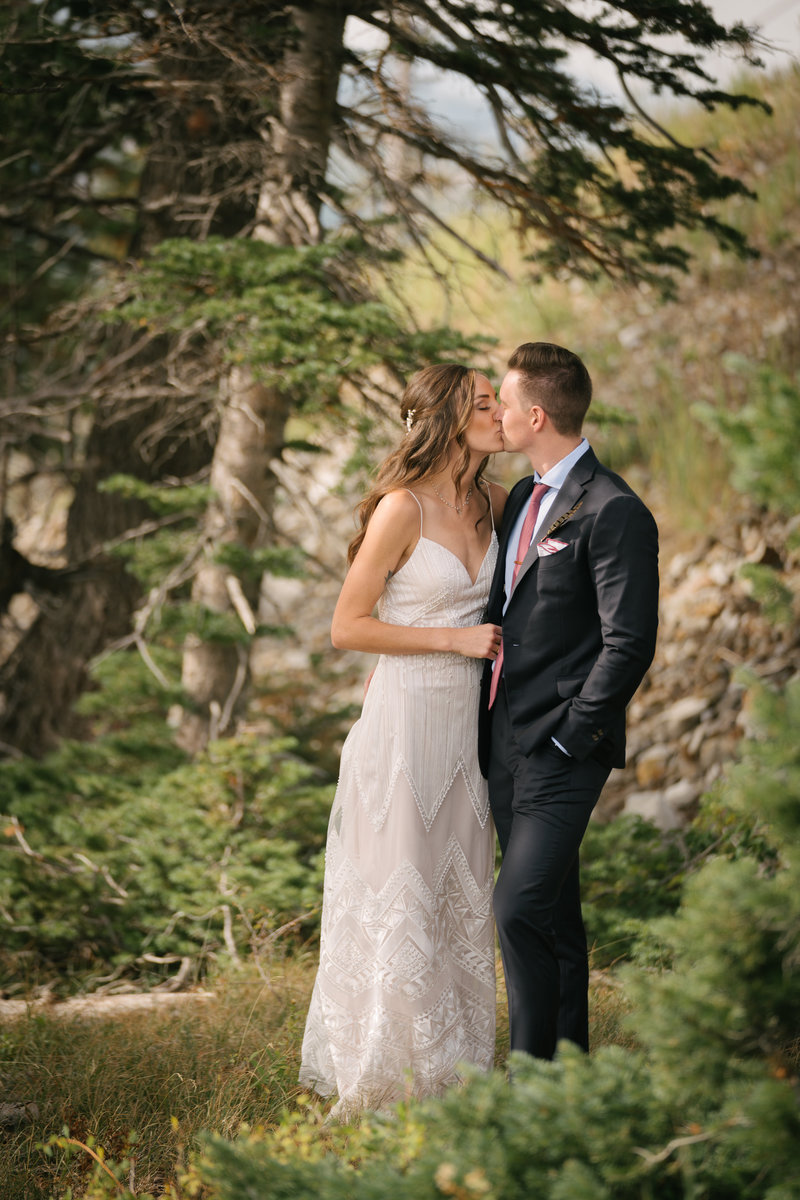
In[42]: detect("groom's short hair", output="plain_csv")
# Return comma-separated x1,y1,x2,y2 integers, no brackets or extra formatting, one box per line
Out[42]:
507,342,592,436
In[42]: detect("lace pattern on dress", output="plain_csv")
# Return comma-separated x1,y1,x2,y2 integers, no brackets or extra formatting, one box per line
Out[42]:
299,501,498,1116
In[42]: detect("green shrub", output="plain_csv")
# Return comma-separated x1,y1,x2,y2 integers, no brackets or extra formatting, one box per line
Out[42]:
0,732,331,986
581,792,781,970
581,815,685,967
695,359,800,516
186,677,800,1200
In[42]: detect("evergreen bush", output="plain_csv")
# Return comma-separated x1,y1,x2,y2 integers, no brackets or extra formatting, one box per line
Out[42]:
695,359,800,516
119,236,488,405
188,676,800,1199
581,814,685,967
0,698,332,986
581,795,780,970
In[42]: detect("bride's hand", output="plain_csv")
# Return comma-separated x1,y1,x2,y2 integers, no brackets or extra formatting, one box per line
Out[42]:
453,623,503,660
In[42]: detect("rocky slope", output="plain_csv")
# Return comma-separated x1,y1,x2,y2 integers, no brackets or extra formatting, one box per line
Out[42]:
611,500,799,825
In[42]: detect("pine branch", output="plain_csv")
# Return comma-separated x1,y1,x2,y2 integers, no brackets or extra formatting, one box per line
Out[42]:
0,216,119,263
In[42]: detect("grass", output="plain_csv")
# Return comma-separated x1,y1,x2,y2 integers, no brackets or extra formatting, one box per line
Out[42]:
0,956,314,1198
0,952,637,1198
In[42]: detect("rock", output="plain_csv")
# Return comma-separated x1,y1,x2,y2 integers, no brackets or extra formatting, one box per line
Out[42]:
686,592,725,625
663,779,700,812
683,723,708,759
274,647,312,673
666,541,714,583
744,536,783,569
260,574,307,618
704,762,725,787
0,1100,39,1130
623,790,683,832
707,561,733,587
699,730,740,772
713,609,743,638
661,696,710,739
634,743,673,788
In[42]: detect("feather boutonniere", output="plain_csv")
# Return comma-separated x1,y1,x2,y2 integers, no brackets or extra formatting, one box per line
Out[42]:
543,498,583,540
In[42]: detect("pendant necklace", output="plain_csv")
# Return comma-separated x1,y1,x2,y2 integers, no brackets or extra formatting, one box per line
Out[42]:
431,481,472,515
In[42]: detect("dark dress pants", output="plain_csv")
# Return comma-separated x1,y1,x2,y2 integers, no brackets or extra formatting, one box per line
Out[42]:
488,686,611,1060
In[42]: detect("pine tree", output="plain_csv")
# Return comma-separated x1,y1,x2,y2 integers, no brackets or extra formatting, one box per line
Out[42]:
1,1,768,751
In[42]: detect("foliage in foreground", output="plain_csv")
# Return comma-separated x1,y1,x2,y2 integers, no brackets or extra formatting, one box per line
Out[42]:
14,676,798,1200
193,678,800,1200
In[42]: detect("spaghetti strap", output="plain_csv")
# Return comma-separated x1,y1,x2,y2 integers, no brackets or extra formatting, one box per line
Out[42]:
402,488,424,537
480,480,496,533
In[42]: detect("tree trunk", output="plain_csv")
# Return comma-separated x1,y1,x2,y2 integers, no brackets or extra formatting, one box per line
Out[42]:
0,353,213,757
177,366,291,752
0,21,257,758
177,2,347,753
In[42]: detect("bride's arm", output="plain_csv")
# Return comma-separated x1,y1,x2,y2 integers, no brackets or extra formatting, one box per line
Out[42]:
331,491,500,660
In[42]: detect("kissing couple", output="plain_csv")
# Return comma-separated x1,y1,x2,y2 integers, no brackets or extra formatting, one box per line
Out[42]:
299,341,659,1118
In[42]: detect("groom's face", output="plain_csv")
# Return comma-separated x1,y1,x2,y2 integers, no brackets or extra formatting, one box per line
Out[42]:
498,370,535,454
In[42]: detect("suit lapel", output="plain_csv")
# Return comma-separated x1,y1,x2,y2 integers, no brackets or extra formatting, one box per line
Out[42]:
488,479,531,613
509,448,598,593
499,481,532,557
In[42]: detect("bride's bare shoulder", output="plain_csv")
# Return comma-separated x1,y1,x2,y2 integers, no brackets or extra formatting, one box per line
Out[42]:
378,487,421,505
363,489,423,544
373,488,423,521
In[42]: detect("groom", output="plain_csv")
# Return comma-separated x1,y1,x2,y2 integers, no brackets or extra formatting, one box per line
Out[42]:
479,341,659,1060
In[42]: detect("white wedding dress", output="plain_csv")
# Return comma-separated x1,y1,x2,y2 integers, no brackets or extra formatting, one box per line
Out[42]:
300,493,497,1115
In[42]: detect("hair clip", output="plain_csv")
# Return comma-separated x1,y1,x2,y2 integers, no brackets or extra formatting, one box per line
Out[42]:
405,409,416,434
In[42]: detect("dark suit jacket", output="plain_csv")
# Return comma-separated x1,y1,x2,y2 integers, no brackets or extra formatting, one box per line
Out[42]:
478,446,659,777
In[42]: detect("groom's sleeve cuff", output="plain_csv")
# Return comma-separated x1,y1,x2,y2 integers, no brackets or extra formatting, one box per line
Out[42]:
551,736,572,757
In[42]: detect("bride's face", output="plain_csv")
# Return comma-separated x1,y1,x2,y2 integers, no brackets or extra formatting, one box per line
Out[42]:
464,374,504,456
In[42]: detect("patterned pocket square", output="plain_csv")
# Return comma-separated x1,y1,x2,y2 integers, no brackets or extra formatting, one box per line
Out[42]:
537,537,569,557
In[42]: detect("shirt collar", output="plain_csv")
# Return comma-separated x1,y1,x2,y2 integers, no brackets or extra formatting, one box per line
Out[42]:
535,437,590,490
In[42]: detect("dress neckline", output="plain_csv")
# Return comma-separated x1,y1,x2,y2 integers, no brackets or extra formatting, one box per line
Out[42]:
398,531,496,587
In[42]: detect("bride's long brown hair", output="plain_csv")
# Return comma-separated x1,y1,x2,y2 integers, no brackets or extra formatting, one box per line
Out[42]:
348,364,490,564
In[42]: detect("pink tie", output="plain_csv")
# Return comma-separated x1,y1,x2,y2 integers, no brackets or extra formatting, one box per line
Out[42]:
488,482,550,709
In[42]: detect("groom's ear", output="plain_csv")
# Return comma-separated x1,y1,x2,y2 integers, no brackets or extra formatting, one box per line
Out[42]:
530,405,546,430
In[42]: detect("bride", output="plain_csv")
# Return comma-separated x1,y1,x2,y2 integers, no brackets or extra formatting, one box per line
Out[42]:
299,363,507,1115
